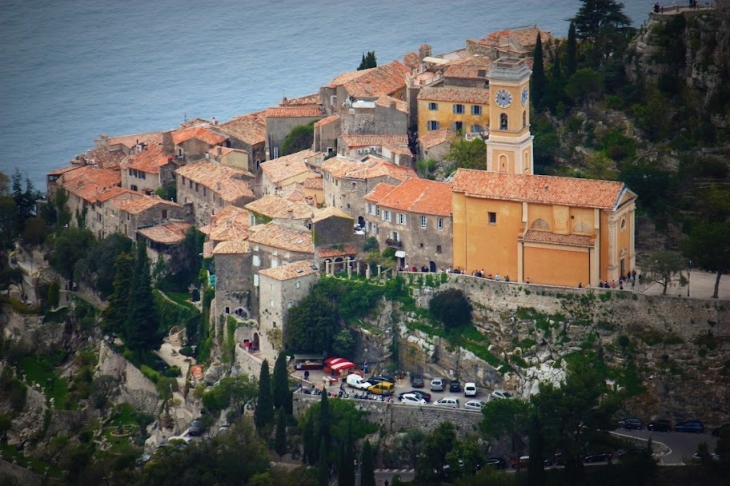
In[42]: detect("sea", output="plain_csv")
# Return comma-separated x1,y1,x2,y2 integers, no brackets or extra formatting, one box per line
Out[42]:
0,0,651,192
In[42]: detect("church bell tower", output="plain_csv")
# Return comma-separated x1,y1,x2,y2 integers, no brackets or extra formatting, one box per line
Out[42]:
486,58,534,175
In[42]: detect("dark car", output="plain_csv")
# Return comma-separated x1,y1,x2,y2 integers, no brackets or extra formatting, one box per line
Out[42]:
399,390,432,403
647,419,672,432
410,375,425,388
189,419,204,436
622,418,643,430
711,423,730,437
618,447,650,460
583,452,612,463
675,420,704,433
449,380,461,393
368,375,391,385
485,457,507,470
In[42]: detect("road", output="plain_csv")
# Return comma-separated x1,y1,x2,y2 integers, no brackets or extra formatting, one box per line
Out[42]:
611,429,718,465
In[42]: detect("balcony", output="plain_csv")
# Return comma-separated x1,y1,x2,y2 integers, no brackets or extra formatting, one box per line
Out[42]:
385,238,402,248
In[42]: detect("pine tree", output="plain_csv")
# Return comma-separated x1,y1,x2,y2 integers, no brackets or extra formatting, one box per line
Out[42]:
125,241,162,357
272,352,292,414
531,33,546,110
318,438,329,486
254,359,274,434
567,22,577,76
357,51,377,70
360,440,376,486
103,252,133,335
274,409,287,458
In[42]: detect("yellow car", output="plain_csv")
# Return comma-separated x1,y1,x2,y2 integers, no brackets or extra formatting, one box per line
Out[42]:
368,382,395,395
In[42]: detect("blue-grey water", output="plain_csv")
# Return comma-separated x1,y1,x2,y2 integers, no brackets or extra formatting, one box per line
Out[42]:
0,0,650,191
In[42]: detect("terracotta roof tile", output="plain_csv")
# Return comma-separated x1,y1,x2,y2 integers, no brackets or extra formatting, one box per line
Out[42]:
59,166,121,203
343,60,409,98
176,161,254,203
364,183,398,203
375,95,408,113
248,223,313,253
219,116,266,145
312,206,353,223
304,177,323,189
365,179,452,216
316,244,357,259
279,183,307,203
443,56,492,80
212,240,250,255
327,69,373,88
261,150,320,184
112,195,182,215
245,195,314,220
104,131,163,150
418,87,490,104
345,159,416,182
280,94,319,106
340,134,408,148
452,170,629,210
81,146,127,170
403,51,420,70
126,144,173,174
48,165,81,176
419,128,456,149
258,260,319,281
137,221,192,245
521,230,594,248
205,206,250,242
321,157,360,178
314,114,340,127
171,126,228,146
265,107,323,118
96,186,139,203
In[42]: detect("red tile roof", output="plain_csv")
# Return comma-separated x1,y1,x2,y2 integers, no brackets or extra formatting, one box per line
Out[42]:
311,206,352,223
172,126,228,146
363,183,398,203
365,178,452,216
176,161,254,203
138,221,192,245
58,166,122,203
375,95,408,113
203,206,250,242
212,240,250,255
316,244,357,259
112,196,182,215
279,93,319,106
417,87,491,104
261,150,319,184
314,115,340,127
219,115,267,145
304,177,323,189
327,69,373,88
96,186,139,203
245,195,314,220
340,134,408,148
343,60,409,98
126,144,173,174
403,51,420,70
345,159,416,182
81,146,127,170
248,223,313,253
521,230,594,248
103,131,163,150
265,107,323,118
419,129,456,149
258,260,319,281
452,170,630,210
443,56,492,80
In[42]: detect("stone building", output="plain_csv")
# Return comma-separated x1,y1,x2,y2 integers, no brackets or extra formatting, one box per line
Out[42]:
206,146,250,173
303,177,324,206
245,196,315,228
257,149,322,197
176,161,255,227
199,206,250,257
466,25,551,59
171,124,230,162
137,220,192,262
313,115,340,154
121,143,176,195
339,96,409,136
213,240,255,320
364,178,453,271
321,155,417,227
311,207,358,274
337,134,410,161
218,113,267,173
109,196,187,240
258,260,319,362
418,128,455,162
264,106,324,160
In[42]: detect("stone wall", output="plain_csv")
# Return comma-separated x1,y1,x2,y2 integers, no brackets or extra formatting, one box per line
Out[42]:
96,342,159,414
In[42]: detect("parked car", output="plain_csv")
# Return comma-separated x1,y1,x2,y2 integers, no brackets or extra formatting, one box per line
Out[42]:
368,375,391,385
430,378,445,391
449,380,461,393
622,418,643,430
617,447,649,460
583,452,612,463
491,390,512,400
464,382,477,397
711,423,730,437
485,457,507,469
398,393,426,406
346,374,372,390
464,400,485,411
410,375,425,388
434,397,460,408
189,419,204,436
368,382,395,396
399,390,432,403
647,419,671,432
675,420,704,433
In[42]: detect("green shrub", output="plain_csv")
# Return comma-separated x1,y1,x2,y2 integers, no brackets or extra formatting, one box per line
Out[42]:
179,346,194,357
429,288,472,329
140,365,160,384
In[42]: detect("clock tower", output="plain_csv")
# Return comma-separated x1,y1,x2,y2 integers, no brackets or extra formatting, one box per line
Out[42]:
486,58,534,175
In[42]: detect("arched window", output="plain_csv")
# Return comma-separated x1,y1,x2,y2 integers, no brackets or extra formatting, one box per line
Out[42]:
499,155,508,172
500,113,508,130
531,218,550,230
522,111,526,128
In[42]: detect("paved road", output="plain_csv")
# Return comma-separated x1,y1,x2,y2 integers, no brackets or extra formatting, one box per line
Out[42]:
611,429,718,465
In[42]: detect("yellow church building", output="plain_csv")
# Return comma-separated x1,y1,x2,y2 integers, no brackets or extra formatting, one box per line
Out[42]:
451,58,637,287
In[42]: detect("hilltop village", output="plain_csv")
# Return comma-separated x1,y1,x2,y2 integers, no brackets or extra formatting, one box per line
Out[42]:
45,25,637,366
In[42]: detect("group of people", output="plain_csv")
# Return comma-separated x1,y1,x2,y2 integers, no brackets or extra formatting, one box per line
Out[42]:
653,0,701,13
468,269,512,282
596,269,640,291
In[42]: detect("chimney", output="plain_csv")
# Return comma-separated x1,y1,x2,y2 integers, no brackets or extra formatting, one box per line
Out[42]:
287,209,294,219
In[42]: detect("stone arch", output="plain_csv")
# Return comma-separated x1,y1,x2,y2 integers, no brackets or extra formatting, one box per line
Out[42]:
234,307,249,319
251,332,260,351
531,218,550,230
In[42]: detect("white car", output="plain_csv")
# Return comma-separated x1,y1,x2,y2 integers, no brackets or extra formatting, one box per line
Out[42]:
434,397,460,408
464,400,485,411
346,373,372,390
430,378,445,391
491,390,512,400
399,393,426,406
464,382,477,396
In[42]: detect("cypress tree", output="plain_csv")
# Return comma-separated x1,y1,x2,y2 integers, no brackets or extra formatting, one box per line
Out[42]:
125,241,162,358
319,390,331,455
303,415,317,465
103,252,133,335
552,50,562,80
254,359,274,434
531,33,546,110
274,409,287,458
338,418,355,486
318,438,329,486
527,412,546,486
567,22,577,76
360,440,376,486
272,352,292,414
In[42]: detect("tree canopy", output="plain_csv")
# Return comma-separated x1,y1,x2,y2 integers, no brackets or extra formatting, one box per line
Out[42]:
125,240,163,355
358,51,377,70
446,136,486,171
50,227,95,283
281,122,315,156
682,221,730,299
428,288,472,329
643,250,687,295
571,0,631,40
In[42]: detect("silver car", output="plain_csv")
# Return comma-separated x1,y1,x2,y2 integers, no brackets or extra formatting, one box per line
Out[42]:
430,378,444,391
464,399,485,411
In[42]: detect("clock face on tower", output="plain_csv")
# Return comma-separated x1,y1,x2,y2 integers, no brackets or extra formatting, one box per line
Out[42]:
521,86,529,105
495,89,512,108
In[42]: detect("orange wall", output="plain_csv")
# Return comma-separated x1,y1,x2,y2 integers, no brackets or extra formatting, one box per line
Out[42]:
417,99,489,136
524,246,589,287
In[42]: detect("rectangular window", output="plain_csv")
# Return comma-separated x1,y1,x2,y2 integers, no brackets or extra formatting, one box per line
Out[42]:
254,274,259,287
287,301,293,309
420,215,426,228
428,102,438,111
471,105,482,115
427,121,440,131
453,104,465,114
398,213,406,225
272,260,279,268
437,245,442,254
203,187,206,196
438,218,444,230
296,281,301,289
382,210,391,222
471,124,482,133
453,121,463,132
195,183,199,192
162,209,168,219
488,212,497,224
270,299,275,307
253,255,260,266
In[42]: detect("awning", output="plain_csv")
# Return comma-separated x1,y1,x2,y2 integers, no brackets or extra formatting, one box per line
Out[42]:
331,361,356,371
324,357,346,365
395,250,406,258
